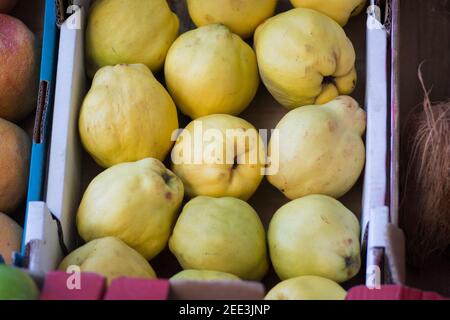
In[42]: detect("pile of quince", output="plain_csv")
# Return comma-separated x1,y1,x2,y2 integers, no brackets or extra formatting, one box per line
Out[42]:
62,0,368,300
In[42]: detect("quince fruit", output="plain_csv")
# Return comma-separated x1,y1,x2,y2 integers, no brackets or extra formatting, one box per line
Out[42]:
79,64,178,168
187,0,277,39
268,96,366,199
165,24,259,119
290,0,366,26
254,8,357,109
77,158,184,260
268,195,361,283
169,196,268,280
85,0,179,77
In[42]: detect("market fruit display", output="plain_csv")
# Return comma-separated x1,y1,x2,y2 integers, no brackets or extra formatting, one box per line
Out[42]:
254,8,357,109
267,96,366,199
85,0,179,78
187,0,277,39
0,14,39,122
0,0,17,13
165,24,259,118
290,0,367,26
79,64,179,168
0,213,22,264
171,114,265,200
171,270,241,282
0,265,39,300
268,195,361,283
59,237,157,284
77,158,184,260
265,276,347,300
169,196,268,280
0,118,31,213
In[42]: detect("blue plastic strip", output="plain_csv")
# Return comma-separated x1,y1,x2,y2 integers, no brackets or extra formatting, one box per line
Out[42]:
20,0,60,259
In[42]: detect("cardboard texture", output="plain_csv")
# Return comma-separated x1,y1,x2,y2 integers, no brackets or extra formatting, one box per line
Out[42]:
40,271,106,300
394,0,450,296
346,285,447,300
104,279,170,300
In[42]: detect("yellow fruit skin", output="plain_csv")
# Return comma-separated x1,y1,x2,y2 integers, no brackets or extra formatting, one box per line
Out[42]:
187,0,277,39
79,64,179,168
268,195,361,283
165,24,259,119
290,0,367,26
77,158,184,260
85,0,179,78
171,269,241,281
169,196,268,281
59,237,156,285
268,96,366,199
265,276,347,300
171,114,265,201
254,8,356,109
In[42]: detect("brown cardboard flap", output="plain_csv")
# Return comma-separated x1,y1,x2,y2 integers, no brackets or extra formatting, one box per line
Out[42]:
169,281,265,300
386,224,406,285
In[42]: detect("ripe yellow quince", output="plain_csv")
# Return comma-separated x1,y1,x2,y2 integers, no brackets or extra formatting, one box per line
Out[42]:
268,195,361,283
265,276,347,300
187,0,277,39
77,158,184,260
290,0,367,26
165,24,259,119
171,270,241,282
169,196,268,280
85,0,179,77
59,237,156,284
254,8,357,109
171,114,266,201
268,96,366,199
79,64,179,168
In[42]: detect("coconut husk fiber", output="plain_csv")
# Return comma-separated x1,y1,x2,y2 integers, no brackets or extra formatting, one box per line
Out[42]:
400,65,450,268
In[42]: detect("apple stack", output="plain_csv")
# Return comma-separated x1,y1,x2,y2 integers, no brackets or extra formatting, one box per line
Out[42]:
59,0,367,300
0,0,38,266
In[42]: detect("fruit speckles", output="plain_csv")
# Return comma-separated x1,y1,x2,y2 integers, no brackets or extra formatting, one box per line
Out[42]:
328,120,337,132
204,14,213,22
165,191,172,200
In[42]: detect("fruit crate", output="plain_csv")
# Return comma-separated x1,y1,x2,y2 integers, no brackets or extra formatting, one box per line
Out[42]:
19,1,388,298
20,0,437,299
0,0,59,268
391,0,450,297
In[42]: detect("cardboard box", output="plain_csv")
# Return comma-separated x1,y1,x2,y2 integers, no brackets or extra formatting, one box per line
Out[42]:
21,0,420,299
392,0,450,297
0,0,60,269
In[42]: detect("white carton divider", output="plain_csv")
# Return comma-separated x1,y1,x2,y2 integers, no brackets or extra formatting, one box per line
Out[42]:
45,6,87,257
368,206,389,248
23,202,61,275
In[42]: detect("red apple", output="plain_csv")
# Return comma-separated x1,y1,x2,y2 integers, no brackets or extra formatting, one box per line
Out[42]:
0,14,39,122
0,0,18,13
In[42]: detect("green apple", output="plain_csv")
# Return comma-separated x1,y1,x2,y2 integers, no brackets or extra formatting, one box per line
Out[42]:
0,264,39,300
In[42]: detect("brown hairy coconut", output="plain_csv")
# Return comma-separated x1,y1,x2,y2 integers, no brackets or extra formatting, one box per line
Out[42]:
400,67,450,267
